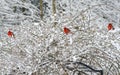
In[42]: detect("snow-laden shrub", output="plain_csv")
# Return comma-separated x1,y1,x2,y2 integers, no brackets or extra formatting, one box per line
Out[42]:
0,0,120,75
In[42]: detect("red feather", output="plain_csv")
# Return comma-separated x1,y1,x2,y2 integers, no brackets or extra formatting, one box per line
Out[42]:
64,27,71,35
7,30,15,38
107,23,114,30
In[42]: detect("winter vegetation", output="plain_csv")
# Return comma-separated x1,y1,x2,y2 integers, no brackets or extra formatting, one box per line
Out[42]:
0,0,120,75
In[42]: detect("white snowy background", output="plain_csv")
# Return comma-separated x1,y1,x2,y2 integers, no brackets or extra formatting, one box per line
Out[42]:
0,0,120,75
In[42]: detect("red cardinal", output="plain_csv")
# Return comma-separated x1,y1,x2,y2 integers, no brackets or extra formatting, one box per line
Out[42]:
7,30,15,38
107,23,114,30
64,27,72,35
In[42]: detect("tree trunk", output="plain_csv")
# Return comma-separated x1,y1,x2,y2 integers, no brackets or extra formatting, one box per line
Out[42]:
40,0,43,19
52,0,56,15
52,0,57,26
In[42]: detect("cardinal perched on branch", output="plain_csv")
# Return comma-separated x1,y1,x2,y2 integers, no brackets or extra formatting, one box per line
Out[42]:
107,23,114,30
64,27,72,35
7,29,15,38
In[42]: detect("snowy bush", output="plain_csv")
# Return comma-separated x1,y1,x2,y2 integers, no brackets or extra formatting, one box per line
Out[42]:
0,0,120,75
